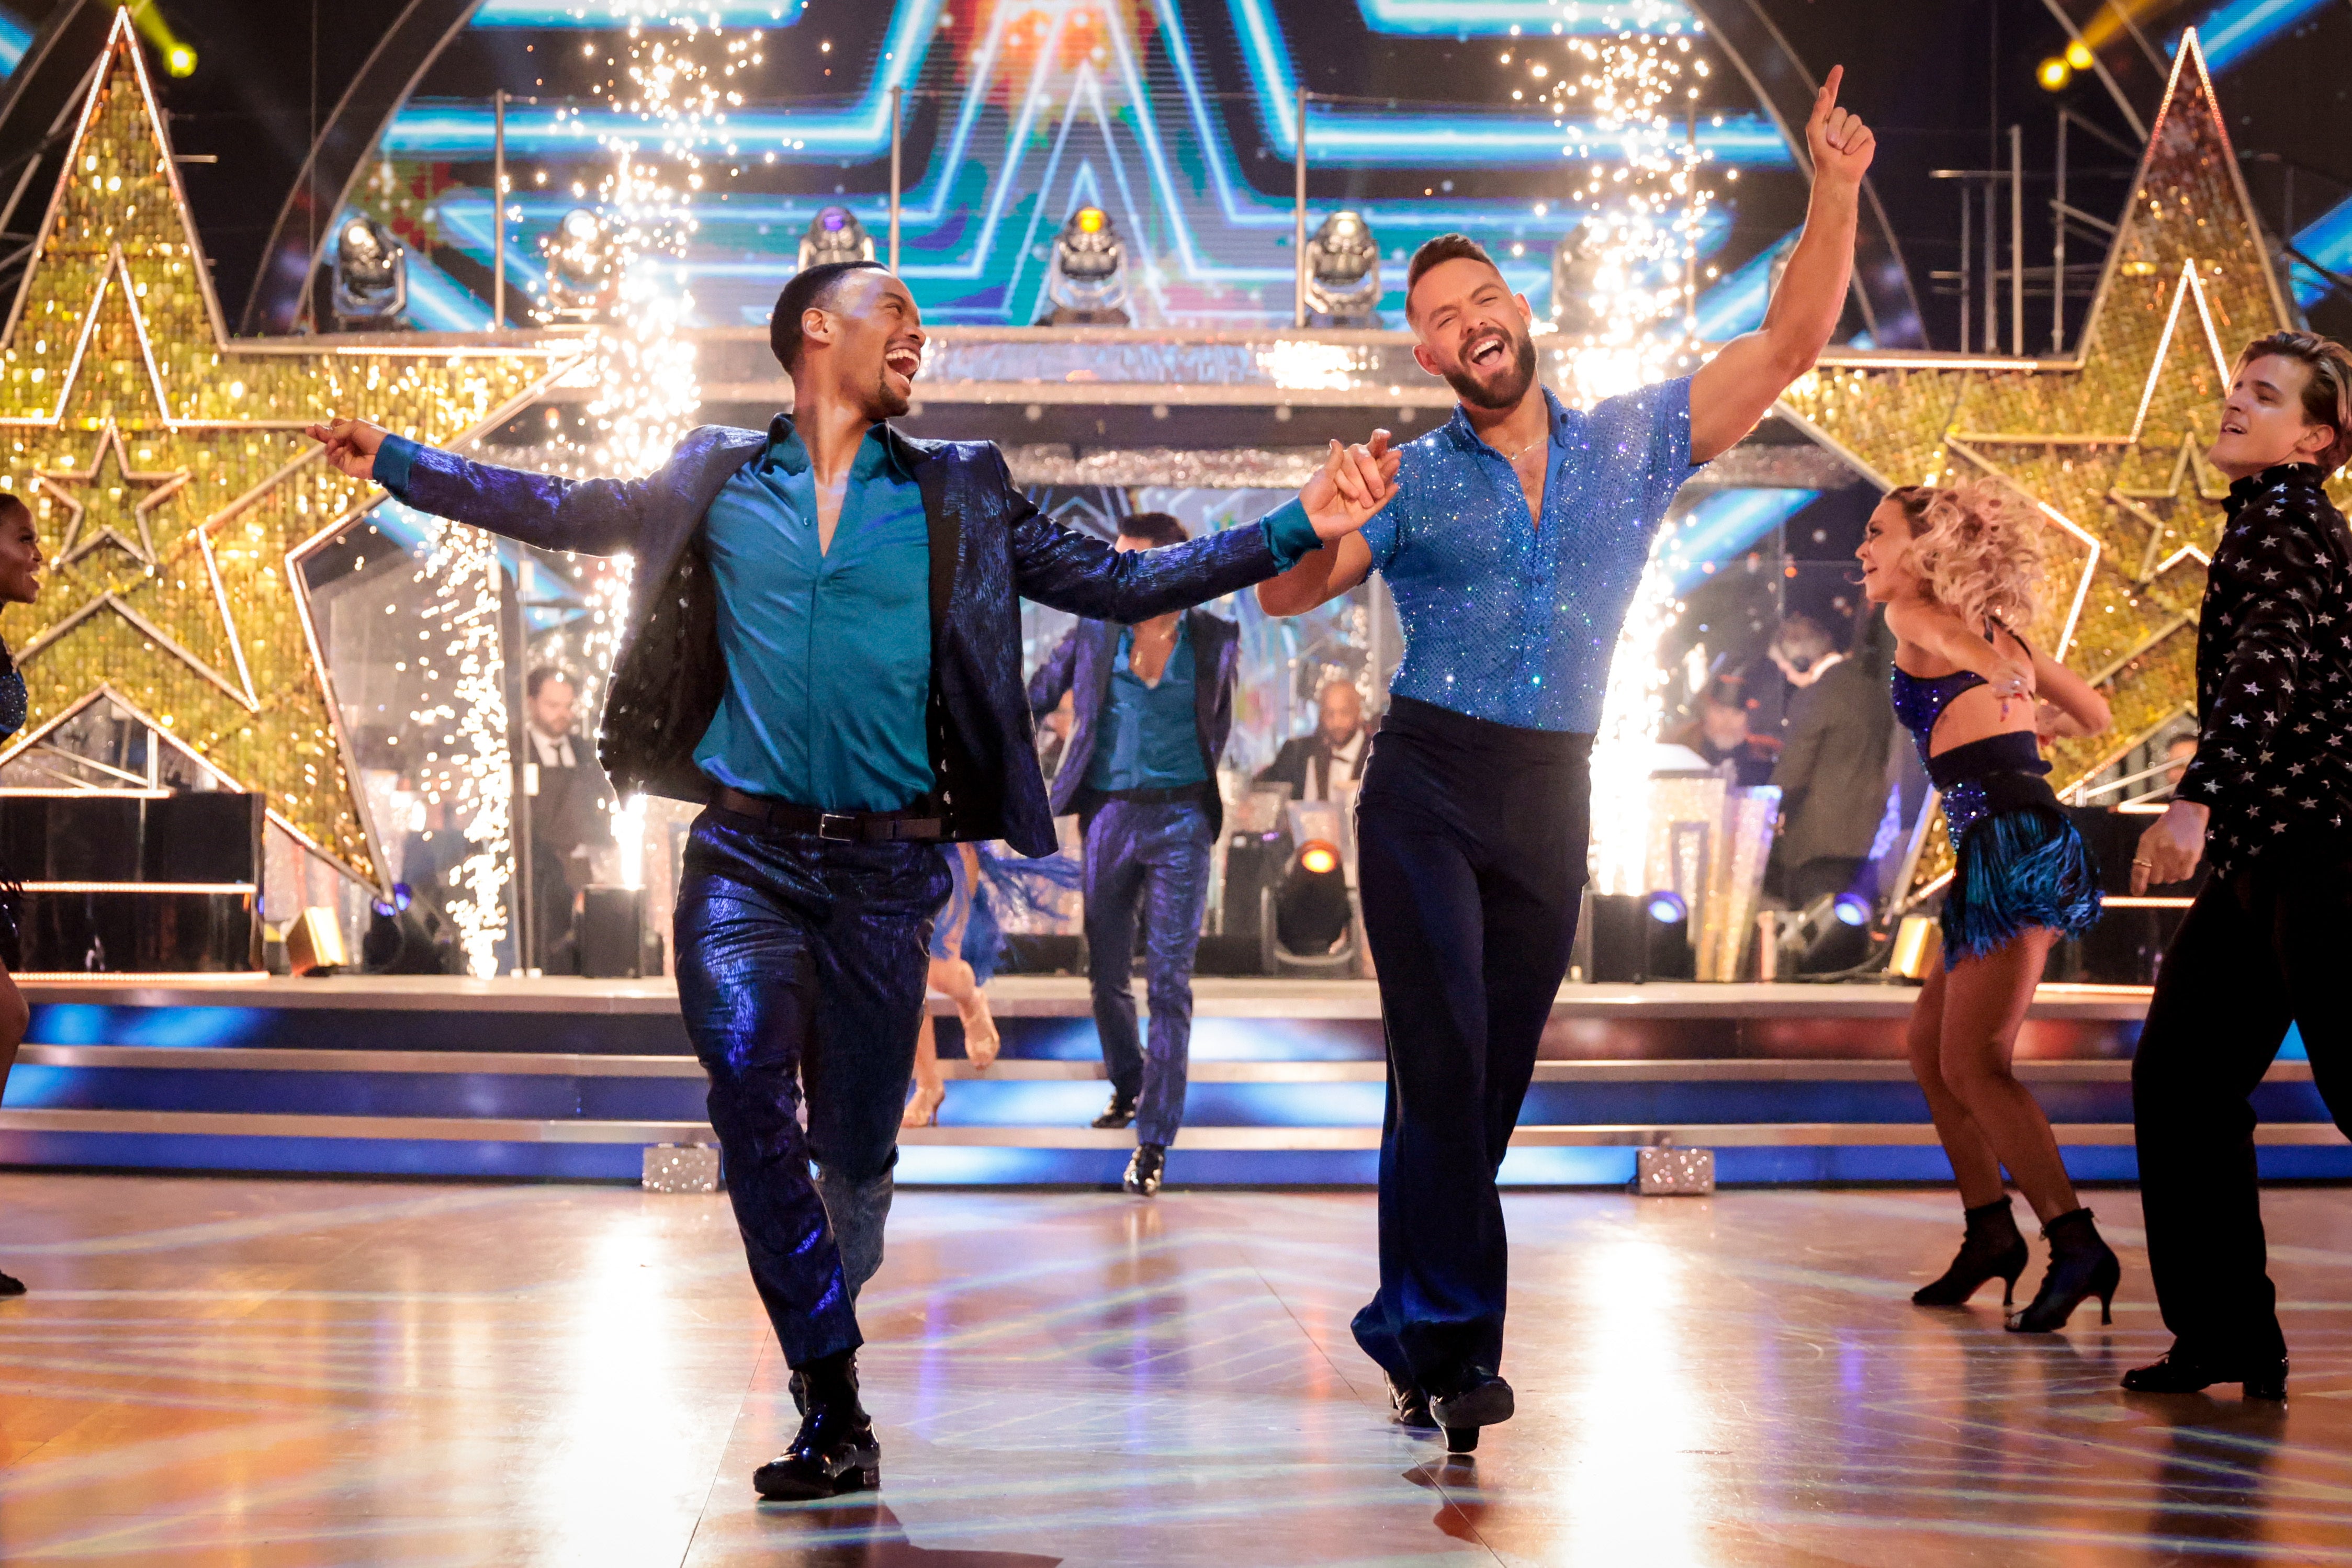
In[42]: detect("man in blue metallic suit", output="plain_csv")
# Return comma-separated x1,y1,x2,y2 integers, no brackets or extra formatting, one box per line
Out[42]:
1257,70,1878,1452
1027,512,1242,1197
307,261,1396,1501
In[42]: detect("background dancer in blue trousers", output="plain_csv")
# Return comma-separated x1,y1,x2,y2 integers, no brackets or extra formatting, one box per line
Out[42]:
1029,512,1244,1197
1257,69,1878,1452
308,261,1397,1501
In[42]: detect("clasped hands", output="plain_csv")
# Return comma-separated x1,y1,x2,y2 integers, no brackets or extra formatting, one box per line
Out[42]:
1301,430,1401,540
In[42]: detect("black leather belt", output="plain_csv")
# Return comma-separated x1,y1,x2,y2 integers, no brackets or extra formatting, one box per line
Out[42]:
710,785,944,842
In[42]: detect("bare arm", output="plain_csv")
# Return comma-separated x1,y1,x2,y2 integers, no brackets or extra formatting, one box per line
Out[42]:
1687,66,1875,465
1884,598,2034,707
2029,644,2110,738
1258,532,1375,616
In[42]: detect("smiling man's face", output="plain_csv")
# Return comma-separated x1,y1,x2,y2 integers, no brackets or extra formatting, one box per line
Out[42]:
809,268,927,420
1407,256,1539,412
2210,353,2332,479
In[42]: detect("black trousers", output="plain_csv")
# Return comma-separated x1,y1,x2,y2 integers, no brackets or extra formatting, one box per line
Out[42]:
2134,848,2352,1361
1350,696,1592,1386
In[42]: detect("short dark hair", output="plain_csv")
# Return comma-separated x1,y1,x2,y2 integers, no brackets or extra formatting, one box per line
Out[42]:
0,492,28,526
1117,511,1189,549
770,260,888,373
1406,233,1500,300
1770,614,1837,672
526,665,576,701
2235,329,2352,475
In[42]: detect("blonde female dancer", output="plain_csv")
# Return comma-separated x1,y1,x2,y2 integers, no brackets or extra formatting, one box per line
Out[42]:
1857,481,2117,1332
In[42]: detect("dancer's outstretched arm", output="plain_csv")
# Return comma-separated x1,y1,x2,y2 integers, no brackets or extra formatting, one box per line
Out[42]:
1687,65,1875,464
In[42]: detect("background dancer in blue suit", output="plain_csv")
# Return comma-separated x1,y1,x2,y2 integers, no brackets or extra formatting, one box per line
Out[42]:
1257,70,1877,1453
308,260,1397,1502
1028,512,1244,1196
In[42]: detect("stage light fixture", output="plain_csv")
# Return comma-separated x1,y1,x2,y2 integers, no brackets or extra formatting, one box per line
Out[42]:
541,207,622,321
1832,892,1873,928
1303,210,1382,326
2065,40,2094,71
1039,205,1131,325
329,216,408,330
166,43,196,77
797,204,875,271
1644,889,1689,926
2037,56,2072,92
1298,840,1341,877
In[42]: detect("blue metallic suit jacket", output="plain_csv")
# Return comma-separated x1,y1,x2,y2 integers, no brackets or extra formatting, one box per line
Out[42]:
393,421,1284,856
1026,611,1241,836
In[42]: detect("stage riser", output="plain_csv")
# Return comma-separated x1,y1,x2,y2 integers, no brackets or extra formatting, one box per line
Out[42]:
9,1065,2334,1129
22,1005,2145,1064
4,1133,2345,1185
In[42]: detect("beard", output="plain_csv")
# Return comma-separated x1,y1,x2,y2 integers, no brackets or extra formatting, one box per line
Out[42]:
1443,327,1537,411
867,367,913,420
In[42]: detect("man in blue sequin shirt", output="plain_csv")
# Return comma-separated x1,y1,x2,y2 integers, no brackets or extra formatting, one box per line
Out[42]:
1258,68,1880,1447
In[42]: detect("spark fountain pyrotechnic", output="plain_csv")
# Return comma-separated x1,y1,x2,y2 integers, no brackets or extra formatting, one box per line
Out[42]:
1521,20,1716,897
414,5,738,972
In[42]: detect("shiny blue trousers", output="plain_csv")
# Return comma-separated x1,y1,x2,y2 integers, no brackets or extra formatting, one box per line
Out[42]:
1350,697,1592,1390
1082,798,1213,1148
673,806,950,1369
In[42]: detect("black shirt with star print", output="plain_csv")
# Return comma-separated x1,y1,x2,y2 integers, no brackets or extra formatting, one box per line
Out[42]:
2175,462,2352,877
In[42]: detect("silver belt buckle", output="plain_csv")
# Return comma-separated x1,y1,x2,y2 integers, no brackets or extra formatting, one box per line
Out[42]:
818,812,858,841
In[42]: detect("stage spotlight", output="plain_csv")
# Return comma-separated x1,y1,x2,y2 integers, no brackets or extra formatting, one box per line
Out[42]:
166,43,196,77
1299,840,1341,877
797,204,874,271
1039,206,1131,325
1551,221,1605,336
329,216,408,330
1303,210,1382,325
1644,889,1689,926
2036,55,2072,91
2065,40,2094,71
540,207,621,321
1832,892,1872,928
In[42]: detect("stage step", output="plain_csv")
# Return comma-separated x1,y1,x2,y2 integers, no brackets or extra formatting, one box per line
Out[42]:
2,977,2340,1184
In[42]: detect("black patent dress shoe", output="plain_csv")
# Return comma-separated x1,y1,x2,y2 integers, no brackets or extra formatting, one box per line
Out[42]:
755,1404,882,1501
1123,1142,1165,1195
2122,1348,2288,1401
1091,1093,1137,1130
1386,1372,1436,1430
1428,1367,1513,1452
0,1269,23,1297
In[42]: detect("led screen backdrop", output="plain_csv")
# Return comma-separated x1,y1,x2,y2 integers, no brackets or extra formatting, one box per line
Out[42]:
333,0,1816,333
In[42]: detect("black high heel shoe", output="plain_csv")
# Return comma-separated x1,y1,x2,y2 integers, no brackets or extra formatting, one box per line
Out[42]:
2006,1208,2120,1333
1913,1195,2030,1307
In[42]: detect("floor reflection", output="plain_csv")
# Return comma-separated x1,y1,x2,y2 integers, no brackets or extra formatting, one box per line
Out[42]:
1,1175,2348,1565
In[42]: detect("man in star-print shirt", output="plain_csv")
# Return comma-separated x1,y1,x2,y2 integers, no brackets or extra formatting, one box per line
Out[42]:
2126,329,2352,1402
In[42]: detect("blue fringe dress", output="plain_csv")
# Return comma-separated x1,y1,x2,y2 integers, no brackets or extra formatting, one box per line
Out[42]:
1891,660,2101,963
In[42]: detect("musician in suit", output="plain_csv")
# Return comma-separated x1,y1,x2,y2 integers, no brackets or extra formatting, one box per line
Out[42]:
1768,614,1894,908
1028,512,1243,1198
521,665,613,972
1256,678,1376,802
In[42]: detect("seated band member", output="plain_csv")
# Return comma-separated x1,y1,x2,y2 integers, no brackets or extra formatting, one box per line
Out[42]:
307,261,1396,1502
1258,678,1375,802
1028,513,1240,1196
2126,329,2352,1403
1670,676,1779,788
1859,482,2114,1329
1256,70,1876,1453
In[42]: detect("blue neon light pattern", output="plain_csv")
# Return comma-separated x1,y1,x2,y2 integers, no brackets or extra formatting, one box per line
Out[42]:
0,8,27,74
26,1005,274,1048
358,0,1799,326
2290,198,2352,309
1664,488,1820,591
2187,0,2336,73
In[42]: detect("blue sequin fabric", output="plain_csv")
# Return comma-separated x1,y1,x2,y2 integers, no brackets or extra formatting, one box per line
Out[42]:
0,656,22,742
1356,380,1698,732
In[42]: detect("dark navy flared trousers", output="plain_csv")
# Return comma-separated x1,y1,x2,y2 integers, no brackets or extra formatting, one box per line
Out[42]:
673,805,950,1369
1350,696,1592,1387
1083,797,1214,1148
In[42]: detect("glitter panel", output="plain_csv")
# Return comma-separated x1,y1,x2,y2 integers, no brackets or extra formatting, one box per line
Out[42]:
0,14,579,885
1775,36,2348,898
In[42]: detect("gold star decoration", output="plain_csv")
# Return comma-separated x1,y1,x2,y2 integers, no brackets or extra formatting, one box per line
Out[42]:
1774,30,2348,894
0,10,581,885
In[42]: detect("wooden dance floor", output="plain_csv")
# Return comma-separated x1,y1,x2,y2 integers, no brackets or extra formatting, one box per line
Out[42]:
2,1174,2348,1565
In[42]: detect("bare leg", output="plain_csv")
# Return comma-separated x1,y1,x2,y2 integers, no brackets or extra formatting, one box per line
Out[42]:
903,1011,944,1129
1936,929,2081,1225
1905,956,2007,1208
928,954,999,1071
